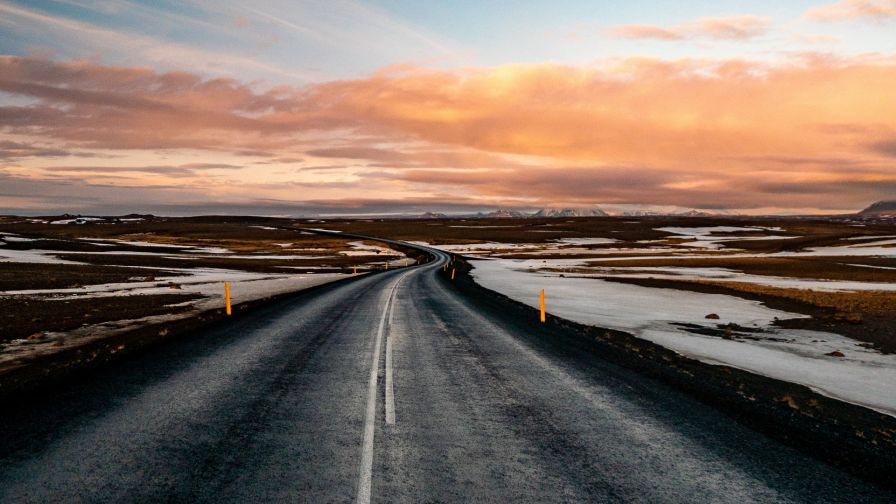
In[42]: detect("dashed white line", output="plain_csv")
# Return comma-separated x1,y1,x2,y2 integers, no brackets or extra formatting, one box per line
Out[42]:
356,272,410,504
386,285,397,425
385,335,396,426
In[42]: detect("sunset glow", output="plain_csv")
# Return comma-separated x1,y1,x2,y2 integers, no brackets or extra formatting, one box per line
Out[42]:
1,0,895,215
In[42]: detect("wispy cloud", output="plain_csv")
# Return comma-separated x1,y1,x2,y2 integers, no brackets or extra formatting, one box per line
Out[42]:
608,15,772,41
0,1,320,82
805,0,896,21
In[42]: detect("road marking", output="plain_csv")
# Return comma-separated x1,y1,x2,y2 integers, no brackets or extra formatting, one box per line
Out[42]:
385,334,396,425
385,281,397,425
388,287,396,326
386,284,396,425
356,272,409,504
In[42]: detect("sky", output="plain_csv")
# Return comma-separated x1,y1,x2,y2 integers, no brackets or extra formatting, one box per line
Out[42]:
1,0,895,216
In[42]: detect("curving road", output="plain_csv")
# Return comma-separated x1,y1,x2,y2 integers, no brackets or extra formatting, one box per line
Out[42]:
0,248,893,503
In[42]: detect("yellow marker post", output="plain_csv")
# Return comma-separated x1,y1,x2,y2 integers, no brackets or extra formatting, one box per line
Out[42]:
385,262,389,270
539,289,546,323
224,281,232,316
451,268,456,280
353,265,357,275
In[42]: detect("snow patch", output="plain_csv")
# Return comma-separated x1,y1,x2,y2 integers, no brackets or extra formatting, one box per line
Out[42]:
470,258,896,417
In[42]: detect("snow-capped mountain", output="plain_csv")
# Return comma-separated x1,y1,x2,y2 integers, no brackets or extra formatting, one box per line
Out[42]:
532,207,608,218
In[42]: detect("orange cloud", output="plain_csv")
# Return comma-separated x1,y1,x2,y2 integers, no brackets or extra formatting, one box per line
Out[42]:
805,0,896,21
607,25,683,40
2,54,896,211
302,56,896,173
608,15,771,40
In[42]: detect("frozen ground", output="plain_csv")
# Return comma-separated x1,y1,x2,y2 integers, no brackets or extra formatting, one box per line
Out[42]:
469,258,896,417
655,226,796,249
0,230,411,368
0,270,348,368
408,237,619,256
564,265,896,292
339,240,403,257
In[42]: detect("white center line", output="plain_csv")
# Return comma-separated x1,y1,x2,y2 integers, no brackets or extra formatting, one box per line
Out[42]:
385,285,398,425
356,272,409,504
385,335,396,426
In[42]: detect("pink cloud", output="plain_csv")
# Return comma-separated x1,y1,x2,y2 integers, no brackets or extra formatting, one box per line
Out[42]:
608,15,771,41
2,54,896,211
805,0,896,21
607,25,683,40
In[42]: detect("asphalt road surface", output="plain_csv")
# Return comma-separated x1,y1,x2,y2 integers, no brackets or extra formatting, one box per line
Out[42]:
1,249,894,503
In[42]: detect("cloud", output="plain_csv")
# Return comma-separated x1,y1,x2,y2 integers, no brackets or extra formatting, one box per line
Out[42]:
42,163,244,178
304,145,530,169
0,55,301,151
607,25,684,41
871,139,896,157
2,54,896,213
805,0,896,21
608,15,771,41
796,34,841,44
0,1,317,82
0,140,70,160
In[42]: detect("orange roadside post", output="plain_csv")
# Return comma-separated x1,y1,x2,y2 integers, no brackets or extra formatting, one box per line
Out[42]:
224,281,232,316
539,289,546,323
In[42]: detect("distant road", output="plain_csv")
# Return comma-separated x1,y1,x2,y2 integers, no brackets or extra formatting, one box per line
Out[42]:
1,247,893,503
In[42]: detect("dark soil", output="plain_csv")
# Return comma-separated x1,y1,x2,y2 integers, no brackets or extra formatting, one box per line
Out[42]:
0,217,375,256
53,252,393,273
0,239,192,254
0,293,201,343
314,215,896,250
582,256,896,283
0,263,181,291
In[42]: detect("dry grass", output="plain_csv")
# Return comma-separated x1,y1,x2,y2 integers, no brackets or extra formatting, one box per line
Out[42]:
583,256,896,283
0,294,201,343
0,263,182,291
698,280,896,316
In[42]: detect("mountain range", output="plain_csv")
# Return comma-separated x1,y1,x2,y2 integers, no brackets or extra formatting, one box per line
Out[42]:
859,201,896,217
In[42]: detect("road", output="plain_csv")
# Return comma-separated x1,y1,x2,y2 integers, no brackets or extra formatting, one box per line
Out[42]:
0,248,893,503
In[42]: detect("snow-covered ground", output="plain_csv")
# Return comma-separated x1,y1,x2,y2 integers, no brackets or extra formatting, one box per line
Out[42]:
777,241,896,258
0,270,348,368
469,258,896,417
551,237,619,246
0,247,82,264
409,237,619,256
0,235,408,265
566,265,896,292
449,225,522,228
339,240,403,257
656,226,797,249
0,232,408,367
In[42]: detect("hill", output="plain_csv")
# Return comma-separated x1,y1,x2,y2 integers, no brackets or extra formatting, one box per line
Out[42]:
532,207,608,218
859,201,896,216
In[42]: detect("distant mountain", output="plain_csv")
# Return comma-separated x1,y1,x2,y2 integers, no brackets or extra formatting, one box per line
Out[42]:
479,209,527,218
417,211,448,219
677,209,723,217
622,210,662,217
532,207,608,218
859,201,896,216
469,207,609,218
